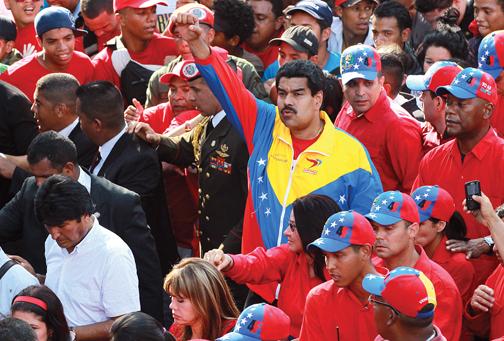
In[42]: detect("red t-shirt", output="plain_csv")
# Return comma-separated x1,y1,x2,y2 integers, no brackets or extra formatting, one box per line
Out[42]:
432,236,476,304
0,51,95,101
227,245,328,337
299,277,379,341
374,245,463,341
92,33,178,89
374,325,447,341
14,23,41,57
169,319,236,341
335,89,423,193
412,128,504,285
492,94,504,138
421,121,452,155
464,264,504,339
291,134,320,160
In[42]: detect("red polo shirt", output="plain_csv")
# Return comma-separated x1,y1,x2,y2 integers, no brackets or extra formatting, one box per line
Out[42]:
334,89,422,193
432,236,476,304
0,51,94,101
412,128,504,284
92,33,178,89
226,244,328,337
492,94,504,137
374,245,463,341
464,264,504,339
299,279,378,341
374,325,447,341
421,122,452,155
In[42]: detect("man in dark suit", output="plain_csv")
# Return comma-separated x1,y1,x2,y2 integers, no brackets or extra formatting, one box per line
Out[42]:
0,81,38,207
76,81,179,272
0,132,164,321
0,73,97,195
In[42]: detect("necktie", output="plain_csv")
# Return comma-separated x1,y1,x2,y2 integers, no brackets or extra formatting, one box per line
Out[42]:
89,150,102,174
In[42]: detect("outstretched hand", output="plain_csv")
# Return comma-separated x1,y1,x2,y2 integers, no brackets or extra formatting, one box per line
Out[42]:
171,12,203,42
128,122,161,146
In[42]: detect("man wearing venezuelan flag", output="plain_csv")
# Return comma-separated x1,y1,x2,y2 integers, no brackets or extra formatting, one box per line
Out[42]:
162,13,383,302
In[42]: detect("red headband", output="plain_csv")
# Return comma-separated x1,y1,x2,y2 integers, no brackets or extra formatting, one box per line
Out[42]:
13,296,48,311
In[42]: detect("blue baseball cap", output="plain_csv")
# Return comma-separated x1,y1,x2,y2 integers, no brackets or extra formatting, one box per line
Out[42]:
35,7,87,38
478,30,504,79
406,61,462,92
436,67,498,106
340,44,381,85
411,186,455,223
216,303,290,341
365,191,420,225
285,0,333,28
308,211,376,253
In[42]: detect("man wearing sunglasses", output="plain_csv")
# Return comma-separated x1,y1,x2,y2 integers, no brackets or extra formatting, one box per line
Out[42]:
299,211,385,340
4,0,42,57
363,266,447,341
366,190,463,341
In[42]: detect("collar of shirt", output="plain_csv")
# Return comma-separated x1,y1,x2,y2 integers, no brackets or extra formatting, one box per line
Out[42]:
58,118,79,138
211,110,226,127
413,244,433,274
66,217,100,255
329,17,374,55
0,247,9,265
77,166,91,193
450,128,500,161
98,126,127,166
346,89,387,123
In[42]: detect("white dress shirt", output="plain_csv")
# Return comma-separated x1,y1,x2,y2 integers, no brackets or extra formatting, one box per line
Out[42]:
91,127,127,175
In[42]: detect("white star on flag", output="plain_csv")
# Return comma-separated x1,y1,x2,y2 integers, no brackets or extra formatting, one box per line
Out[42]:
235,325,241,332
265,208,271,216
240,318,248,325
374,205,381,211
315,239,325,245
257,176,263,183
331,221,337,227
486,50,490,56
424,193,428,198
369,213,377,219
358,57,364,62
461,74,467,79
470,71,474,76
259,192,268,200
257,158,266,166
481,56,486,62
454,79,460,84
324,229,330,235
354,64,360,69
381,200,388,205
247,313,253,318
363,52,368,56
339,218,344,222
415,195,421,201
366,274,378,280
339,195,346,204
484,44,488,48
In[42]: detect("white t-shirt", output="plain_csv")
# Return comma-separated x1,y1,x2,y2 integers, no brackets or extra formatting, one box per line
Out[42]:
0,248,38,317
44,218,140,327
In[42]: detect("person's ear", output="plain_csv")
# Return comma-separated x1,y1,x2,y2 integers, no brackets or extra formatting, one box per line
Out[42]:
54,103,67,118
321,27,331,43
314,89,324,109
274,15,285,31
401,28,411,44
386,307,398,326
434,95,445,112
483,103,494,119
359,244,373,261
4,40,14,53
435,221,447,233
408,222,419,239
207,27,215,44
61,162,76,176
117,12,125,27
383,83,392,97
309,54,319,64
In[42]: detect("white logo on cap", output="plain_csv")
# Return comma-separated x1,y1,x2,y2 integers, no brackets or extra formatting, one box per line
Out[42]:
189,7,206,20
303,38,313,46
182,63,199,78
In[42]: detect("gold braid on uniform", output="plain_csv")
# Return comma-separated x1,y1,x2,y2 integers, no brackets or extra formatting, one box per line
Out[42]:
191,116,212,167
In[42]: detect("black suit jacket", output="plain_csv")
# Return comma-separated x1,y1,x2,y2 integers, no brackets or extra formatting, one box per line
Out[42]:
0,171,164,321
96,132,179,272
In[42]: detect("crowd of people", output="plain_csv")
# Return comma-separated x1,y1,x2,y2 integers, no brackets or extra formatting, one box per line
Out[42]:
0,0,503,339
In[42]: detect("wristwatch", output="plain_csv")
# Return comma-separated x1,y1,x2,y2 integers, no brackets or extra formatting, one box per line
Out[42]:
484,236,495,254
69,327,76,341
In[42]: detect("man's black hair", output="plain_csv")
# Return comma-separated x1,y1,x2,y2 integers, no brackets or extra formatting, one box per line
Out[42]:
381,52,405,98
214,0,255,44
27,131,78,168
415,0,452,14
34,175,95,227
36,73,80,108
374,1,412,31
276,60,325,95
0,318,37,341
76,81,124,130
252,0,283,18
81,0,114,18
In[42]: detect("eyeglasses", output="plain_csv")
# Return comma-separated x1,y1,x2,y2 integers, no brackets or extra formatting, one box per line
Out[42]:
368,295,400,316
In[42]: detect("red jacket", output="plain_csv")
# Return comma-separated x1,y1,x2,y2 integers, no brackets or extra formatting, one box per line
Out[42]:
464,264,504,339
374,325,447,341
226,245,327,337
374,246,463,341
335,90,422,193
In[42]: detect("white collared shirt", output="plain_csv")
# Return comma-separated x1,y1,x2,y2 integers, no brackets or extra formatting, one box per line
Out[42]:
58,118,79,139
0,248,38,317
328,16,374,55
211,110,226,128
77,166,91,193
44,218,140,326
91,126,127,175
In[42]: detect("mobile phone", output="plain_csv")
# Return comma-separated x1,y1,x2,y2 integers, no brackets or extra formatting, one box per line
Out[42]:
465,180,481,211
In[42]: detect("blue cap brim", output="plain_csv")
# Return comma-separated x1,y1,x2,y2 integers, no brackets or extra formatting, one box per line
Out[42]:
364,213,402,225
307,238,351,253
362,273,386,296
285,7,323,21
436,85,476,99
406,74,428,91
341,70,377,85
216,332,258,341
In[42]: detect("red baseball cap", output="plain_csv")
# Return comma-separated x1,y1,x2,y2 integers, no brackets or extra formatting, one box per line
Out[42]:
308,211,376,253
411,185,456,223
160,60,200,84
166,3,214,36
114,0,167,12
406,61,462,92
363,267,437,319
365,191,420,225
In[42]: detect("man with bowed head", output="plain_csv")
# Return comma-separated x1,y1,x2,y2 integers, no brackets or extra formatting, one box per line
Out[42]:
163,10,382,303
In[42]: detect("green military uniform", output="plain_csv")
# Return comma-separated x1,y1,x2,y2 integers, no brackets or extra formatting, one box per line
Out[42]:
145,54,268,107
158,113,248,254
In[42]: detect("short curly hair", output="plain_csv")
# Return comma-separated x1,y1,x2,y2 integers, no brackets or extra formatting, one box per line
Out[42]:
214,0,255,44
